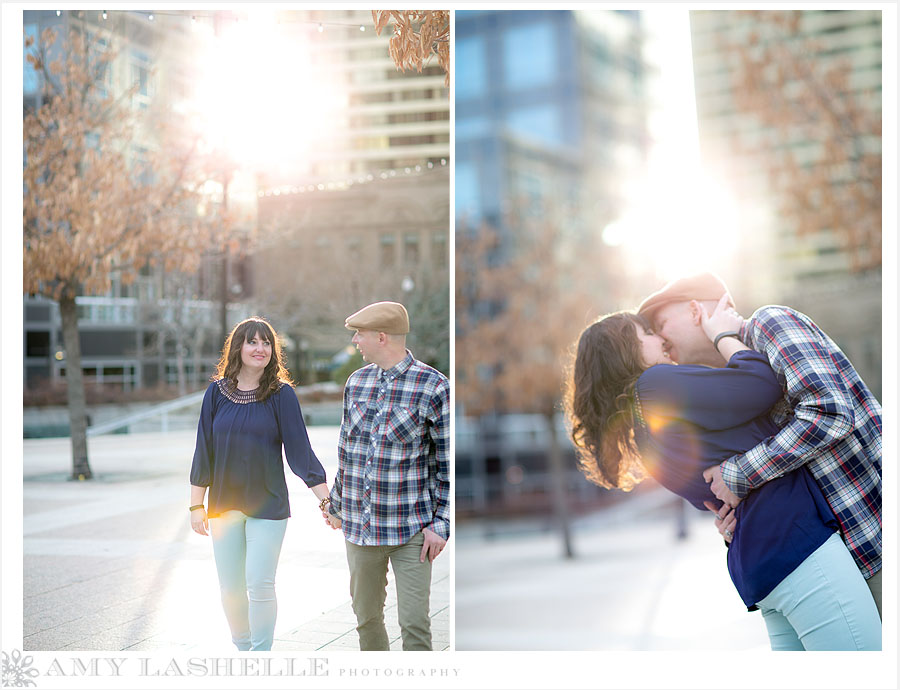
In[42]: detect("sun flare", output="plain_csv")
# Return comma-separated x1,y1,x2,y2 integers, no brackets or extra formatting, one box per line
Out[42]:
189,11,347,168
601,9,740,282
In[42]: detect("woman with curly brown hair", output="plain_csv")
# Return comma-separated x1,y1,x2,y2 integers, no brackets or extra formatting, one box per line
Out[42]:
189,316,332,651
565,295,880,651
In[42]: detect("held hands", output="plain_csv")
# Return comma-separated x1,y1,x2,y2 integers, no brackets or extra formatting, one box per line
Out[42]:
694,293,743,343
322,510,342,530
190,508,209,536
420,528,446,563
703,500,736,544
702,463,741,509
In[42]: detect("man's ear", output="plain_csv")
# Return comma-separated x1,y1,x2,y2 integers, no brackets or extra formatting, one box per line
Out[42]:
689,300,702,325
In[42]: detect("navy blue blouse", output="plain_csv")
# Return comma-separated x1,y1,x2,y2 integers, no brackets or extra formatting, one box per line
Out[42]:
634,350,838,609
190,379,327,520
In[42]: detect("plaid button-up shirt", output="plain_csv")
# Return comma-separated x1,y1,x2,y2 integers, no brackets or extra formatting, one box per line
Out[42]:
329,350,450,546
721,306,882,578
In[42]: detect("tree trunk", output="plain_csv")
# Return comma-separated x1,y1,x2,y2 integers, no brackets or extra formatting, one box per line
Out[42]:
175,331,187,397
58,295,92,480
174,295,188,397
546,410,574,559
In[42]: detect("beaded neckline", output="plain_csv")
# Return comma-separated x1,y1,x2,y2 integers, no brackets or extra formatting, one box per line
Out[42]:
217,378,260,404
632,387,647,430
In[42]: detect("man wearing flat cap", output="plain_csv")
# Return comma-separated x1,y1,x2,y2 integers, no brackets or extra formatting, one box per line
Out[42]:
323,301,449,650
638,273,883,621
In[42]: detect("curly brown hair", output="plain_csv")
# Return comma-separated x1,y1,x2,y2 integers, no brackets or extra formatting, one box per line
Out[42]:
563,311,650,491
212,317,293,402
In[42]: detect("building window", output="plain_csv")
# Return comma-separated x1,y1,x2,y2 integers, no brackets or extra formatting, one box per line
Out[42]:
314,235,333,262
87,33,111,99
456,115,490,141
380,234,396,267
389,134,442,147
455,161,482,223
403,233,420,265
166,362,205,385
346,236,362,262
504,104,564,147
432,233,447,267
354,135,390,150
456,36,488,100
61,364,138,390
502,23,557,90
131,49,152,110
26,331,51,358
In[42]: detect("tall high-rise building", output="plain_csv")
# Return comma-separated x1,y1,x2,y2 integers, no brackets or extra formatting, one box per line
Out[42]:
257,9,449,188
454,10,653,516
456,10,650,239
689,9,882,397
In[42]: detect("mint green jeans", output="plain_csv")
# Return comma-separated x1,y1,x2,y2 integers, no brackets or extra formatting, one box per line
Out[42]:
209,510,288,651
757,532,881,651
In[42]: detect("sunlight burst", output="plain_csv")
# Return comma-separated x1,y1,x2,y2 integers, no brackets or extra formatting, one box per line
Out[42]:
600,9,740,282
189,11,347,168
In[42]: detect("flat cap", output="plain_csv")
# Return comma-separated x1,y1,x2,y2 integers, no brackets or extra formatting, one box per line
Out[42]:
638,272,731,320
345,301,409,335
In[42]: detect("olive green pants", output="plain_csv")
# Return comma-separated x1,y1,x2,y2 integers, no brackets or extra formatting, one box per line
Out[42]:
344,532,433,651
866,568,882,620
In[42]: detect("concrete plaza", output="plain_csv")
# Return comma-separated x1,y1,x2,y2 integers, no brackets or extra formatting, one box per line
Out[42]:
22,428,450,653
455,487,771,651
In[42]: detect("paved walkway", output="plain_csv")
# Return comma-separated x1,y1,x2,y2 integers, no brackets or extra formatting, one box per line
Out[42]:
22,428,449,653
455,486,771,651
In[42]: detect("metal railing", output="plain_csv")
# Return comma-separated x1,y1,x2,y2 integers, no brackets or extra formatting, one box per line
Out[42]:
83,382,344,437
85,389,206,436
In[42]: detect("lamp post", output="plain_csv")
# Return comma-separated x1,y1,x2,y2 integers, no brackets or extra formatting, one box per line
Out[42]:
210,11,238,346
219,169,230,345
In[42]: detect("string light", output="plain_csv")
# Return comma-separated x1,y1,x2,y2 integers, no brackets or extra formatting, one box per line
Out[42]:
101,10,107,20
56,10,61,16
125,10,406,34
256,161,448,198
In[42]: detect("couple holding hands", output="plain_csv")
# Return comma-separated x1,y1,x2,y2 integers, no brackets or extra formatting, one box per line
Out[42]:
188,302,449,652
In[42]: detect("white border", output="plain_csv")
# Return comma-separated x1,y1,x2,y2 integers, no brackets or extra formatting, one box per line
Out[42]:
3,3,898,689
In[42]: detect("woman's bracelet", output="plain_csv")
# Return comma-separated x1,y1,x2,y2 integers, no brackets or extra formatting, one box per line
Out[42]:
189,504,205,512
713,330,742,351
318,496,332,512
